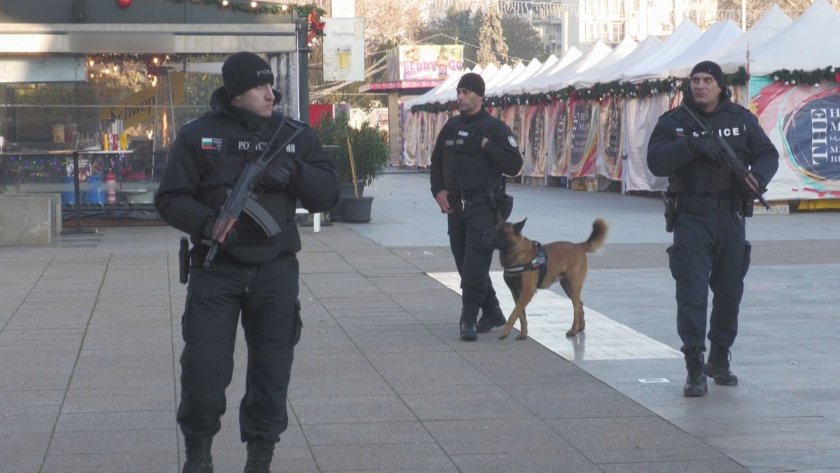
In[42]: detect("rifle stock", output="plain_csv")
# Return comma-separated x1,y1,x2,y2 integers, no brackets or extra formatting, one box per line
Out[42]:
680,105,770,209
203,119,303,269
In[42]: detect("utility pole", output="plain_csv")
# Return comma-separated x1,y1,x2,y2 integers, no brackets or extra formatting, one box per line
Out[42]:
297,16,310,124
741,0,747,30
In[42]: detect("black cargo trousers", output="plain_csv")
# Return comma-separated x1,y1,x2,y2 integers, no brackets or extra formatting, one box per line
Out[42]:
667,197,751,354
446,195,500,322
177,254,302,443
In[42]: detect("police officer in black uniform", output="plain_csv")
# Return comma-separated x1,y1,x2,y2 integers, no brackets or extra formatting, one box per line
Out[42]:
430,72,523,341
648,61,778,397
155,52,340,473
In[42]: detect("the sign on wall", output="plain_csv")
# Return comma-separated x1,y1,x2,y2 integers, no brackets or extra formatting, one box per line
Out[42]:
385,45,464,82
323,17,365,82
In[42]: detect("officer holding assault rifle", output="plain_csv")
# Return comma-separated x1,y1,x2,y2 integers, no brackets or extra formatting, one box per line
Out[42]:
647,60,779,399
155,52,339,473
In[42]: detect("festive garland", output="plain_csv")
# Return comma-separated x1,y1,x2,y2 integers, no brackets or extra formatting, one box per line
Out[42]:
162,1,325,19
771,66,840,86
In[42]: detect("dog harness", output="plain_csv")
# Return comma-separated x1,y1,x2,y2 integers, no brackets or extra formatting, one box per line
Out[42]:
502,241,548,287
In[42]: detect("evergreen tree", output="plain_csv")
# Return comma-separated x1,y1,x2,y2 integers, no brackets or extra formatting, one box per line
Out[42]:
477,2,509,66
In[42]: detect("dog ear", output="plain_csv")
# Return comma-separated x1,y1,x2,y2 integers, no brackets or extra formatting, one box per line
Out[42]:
514,218,527,234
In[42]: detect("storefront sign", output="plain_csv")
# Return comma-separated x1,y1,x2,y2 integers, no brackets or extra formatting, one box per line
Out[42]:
99,72,185,128
386,45,464,82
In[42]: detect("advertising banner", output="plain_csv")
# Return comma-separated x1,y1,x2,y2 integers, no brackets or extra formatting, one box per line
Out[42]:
598,97,623,181
751,77,840,201
567,100,598,178
385,45,464,82
548,100,569,177
323,18,365,82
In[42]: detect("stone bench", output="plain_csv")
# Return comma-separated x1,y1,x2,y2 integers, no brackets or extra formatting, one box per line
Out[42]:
0,193,62,246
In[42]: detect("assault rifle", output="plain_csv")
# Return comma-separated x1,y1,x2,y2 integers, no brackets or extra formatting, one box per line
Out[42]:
680,104,769,209
203,118,303,269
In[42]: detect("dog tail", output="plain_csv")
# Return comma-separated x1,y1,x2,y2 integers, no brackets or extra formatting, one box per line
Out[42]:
581,218,608,253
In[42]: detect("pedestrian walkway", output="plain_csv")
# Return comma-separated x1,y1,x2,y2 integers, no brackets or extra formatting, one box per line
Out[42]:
1,171,838,472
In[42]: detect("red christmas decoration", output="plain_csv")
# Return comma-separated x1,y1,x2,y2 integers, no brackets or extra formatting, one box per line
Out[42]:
306,10,326,45
117,0,132,8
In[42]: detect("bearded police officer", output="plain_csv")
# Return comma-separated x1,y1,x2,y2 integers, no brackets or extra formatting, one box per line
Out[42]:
430,72,523,341
155,52,340,472
647,60,778,397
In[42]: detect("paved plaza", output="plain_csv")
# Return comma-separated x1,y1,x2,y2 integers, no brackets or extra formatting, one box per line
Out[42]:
1,170,838,472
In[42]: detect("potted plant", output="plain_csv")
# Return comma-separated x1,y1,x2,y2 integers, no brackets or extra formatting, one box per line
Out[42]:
315,113,389,222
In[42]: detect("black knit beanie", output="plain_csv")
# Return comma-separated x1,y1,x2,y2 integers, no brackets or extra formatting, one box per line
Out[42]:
222,52,274,97
690,60,725,89
457,72,485,97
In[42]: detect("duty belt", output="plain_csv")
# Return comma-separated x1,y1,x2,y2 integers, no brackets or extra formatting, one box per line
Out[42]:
677,195,737,214
447,189,488,209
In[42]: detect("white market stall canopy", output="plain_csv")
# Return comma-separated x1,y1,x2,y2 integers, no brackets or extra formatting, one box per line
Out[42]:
661,20,744,78
572,35,638,88
488,55,552,97
0,23,297,54
526,42,612,93
701,5,792,75
621,20,702,82
749,0,840,76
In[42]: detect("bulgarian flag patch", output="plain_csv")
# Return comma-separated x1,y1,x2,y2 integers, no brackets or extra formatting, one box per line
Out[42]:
201,138,223,151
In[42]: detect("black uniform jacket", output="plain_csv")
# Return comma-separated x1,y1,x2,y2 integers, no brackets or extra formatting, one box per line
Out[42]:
430,108,523,197
647,91,779,195
155,87,340,263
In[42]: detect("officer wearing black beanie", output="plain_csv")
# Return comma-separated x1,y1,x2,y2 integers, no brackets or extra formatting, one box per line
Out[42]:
430,72,523,341
222,51,275,98
156,51,340,473
647,59,778,398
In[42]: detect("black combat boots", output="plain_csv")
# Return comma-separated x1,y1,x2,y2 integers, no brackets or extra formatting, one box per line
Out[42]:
244,439,276,473
459,306,478,341
683,349,708,397
182,436,213,473
477,305,506,333
706,344,739,386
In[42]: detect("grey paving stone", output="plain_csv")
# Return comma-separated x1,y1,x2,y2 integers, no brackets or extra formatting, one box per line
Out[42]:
47,428,176,455
41,452,178,473
55,410,173,432
367,351,494,394
292,394,416,424
0,455,42,473
401,386,534,421
550,416,725,464
450,451,604,473
302,421,435,446
310,442,454,472
425,418,571,455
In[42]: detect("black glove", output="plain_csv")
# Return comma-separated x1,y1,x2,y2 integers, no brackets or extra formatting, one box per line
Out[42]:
687,134,722,165
261,159,296,190
201,212,236,248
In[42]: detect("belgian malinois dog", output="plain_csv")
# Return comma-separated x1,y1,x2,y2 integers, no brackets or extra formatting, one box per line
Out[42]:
494,218,607,340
